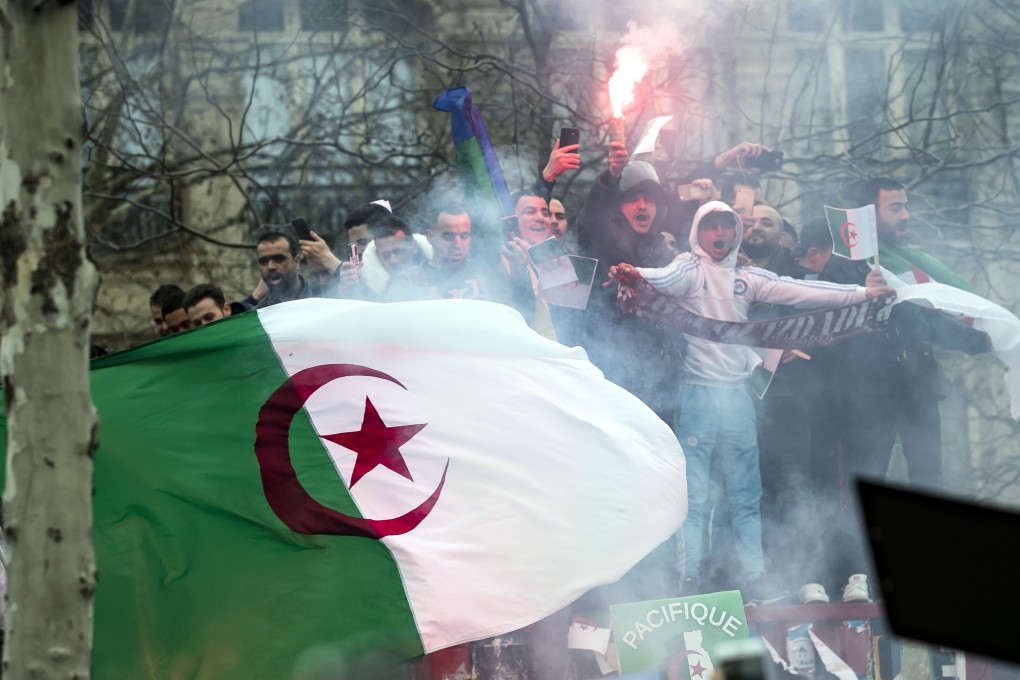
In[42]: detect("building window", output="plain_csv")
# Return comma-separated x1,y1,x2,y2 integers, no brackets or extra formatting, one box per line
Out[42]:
364,4,401,33
844,49,888,154
899,0,941,33
788,48,833,146
899,49,954,152
300,0,348,32
843,0,885,32
240,0,285,32
78,0,96,30
788,3,825,32
108,0,126,30
108,1,172,33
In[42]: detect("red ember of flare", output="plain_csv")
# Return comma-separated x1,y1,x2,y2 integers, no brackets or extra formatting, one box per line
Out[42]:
608,45,650,118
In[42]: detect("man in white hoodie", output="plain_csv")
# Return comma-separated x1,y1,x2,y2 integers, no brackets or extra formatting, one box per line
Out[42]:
610,201,892,597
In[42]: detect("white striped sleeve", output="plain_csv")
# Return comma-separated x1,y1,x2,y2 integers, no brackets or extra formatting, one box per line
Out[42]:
637,256,699,296
744,267,866,307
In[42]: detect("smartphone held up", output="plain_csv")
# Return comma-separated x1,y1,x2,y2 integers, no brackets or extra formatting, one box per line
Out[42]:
559,127,580,152
677,184,710,202
732,186,757,217
290,217,313,242
741,149,783,172
501,215,522,240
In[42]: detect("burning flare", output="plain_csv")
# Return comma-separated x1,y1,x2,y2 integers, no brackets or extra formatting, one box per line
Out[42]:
608,45,650,119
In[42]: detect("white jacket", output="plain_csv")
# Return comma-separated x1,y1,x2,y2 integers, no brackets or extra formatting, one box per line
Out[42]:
359,233,433,297
637,201,867,388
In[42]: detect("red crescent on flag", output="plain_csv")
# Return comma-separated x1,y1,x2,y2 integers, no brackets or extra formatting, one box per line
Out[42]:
840,221,858,248
254,364,448,539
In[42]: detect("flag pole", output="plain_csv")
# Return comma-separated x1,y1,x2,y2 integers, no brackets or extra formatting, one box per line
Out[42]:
870,203,881,271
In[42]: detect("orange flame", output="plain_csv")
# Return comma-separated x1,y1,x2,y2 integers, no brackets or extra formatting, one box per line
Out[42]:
608,45,650,118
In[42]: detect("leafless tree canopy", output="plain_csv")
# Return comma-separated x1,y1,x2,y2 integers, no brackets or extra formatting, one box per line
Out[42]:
78,0,1020,497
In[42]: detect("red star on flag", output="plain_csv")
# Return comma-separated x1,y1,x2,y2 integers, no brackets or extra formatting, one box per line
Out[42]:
322,397,427,487
690,661,707,679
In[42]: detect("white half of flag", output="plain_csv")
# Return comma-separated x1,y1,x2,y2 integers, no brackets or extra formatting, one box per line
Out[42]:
882,268,1020,419
258,298,688,651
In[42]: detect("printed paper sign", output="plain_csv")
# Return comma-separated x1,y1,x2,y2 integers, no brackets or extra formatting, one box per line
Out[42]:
529,237,579,289
611,591,749,678
633,115,675,156
528,237,598,309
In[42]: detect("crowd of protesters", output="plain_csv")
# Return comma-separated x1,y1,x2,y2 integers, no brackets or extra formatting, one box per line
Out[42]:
142,131,991,679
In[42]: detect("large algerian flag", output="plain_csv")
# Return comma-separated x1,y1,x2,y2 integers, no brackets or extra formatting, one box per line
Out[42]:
0,299,686,679
825,205,879,260
878,240,972,291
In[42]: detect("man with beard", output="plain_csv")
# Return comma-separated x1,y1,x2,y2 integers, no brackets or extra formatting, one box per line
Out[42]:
609,202,893,598
740,203,798,274
549,198,569,239
820,179,989,489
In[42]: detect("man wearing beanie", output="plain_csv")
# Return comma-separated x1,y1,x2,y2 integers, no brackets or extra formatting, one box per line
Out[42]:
575,141,682,426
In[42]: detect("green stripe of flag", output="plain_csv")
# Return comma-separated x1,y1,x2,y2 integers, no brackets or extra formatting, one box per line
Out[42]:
453,134,507,266
3,311,422,679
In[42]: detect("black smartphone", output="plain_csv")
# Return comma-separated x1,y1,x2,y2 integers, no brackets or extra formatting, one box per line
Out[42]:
290,218,312,242
501,215,521,239
743,149,783,171
558,127,580,153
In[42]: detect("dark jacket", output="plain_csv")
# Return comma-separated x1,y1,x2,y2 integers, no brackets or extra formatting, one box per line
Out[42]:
747,248,830,400
820,256,988,405
253,275,322,309
575,169,683,421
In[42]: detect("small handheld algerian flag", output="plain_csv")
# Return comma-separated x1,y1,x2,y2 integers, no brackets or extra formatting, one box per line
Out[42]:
0,299,687,679
824,205,879,260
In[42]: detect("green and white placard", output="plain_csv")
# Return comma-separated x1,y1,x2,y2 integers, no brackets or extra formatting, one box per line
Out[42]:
611,591,749,678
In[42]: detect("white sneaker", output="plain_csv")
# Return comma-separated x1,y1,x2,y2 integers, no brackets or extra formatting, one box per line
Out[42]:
799,583,830,604
842,574,871,602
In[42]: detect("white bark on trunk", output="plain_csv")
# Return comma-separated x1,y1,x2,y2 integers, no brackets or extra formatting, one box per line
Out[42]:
0,1,98,678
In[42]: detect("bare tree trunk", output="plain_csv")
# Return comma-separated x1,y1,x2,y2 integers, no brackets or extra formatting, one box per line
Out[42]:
0,1,98,677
